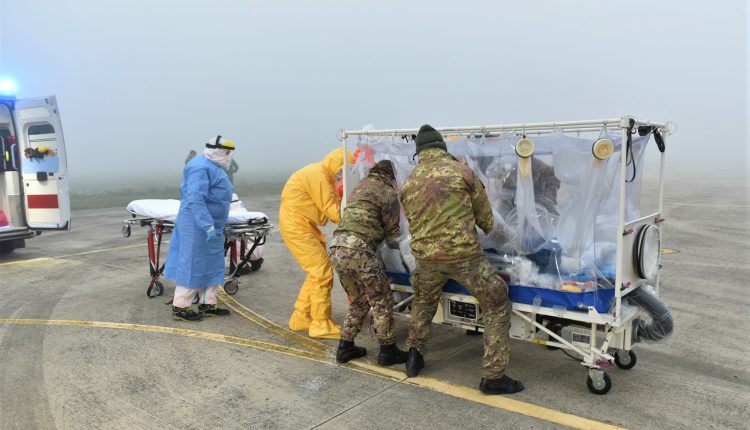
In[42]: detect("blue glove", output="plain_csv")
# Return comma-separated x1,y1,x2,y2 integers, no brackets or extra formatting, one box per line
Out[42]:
205,228,222,243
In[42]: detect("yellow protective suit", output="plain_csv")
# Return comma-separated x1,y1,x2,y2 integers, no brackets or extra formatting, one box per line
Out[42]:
280,148,353,339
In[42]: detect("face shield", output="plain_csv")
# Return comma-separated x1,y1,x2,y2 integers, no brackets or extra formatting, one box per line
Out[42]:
203,135,235,168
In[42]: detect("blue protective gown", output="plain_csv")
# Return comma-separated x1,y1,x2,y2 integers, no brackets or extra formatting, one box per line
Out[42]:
164,156,233,289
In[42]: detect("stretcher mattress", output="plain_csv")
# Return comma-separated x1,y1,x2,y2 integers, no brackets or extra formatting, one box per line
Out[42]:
127,199,268,224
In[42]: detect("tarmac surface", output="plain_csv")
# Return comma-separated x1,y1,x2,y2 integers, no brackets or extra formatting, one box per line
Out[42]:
0,175,748,430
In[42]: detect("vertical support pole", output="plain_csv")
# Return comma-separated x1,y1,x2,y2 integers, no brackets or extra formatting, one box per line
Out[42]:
340,132,349,211
655,128,667,296
613,117,631,322
155,223,163,274
230,240,238,274
590,322,597,354
147,225,156,277
657,131,666,216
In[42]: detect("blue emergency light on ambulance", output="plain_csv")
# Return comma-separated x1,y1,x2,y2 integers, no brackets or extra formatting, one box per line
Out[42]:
0,85,71,254
0,79,17,96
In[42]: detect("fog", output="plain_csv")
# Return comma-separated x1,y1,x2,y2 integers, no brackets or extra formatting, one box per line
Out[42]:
0,0,747,190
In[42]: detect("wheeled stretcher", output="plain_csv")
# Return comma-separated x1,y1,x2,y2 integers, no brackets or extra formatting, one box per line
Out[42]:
339,117,673,394
122,199,273,298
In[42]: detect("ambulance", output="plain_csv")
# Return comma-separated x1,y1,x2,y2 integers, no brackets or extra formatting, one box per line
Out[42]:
0,80,70,254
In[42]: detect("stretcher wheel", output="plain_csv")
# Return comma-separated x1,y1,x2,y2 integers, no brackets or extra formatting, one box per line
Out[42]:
250,258,263,271
586,371,612,395
122,224,131,238
224,279,239,295
192,295,200,304
147,280,164,298
614,349,637,370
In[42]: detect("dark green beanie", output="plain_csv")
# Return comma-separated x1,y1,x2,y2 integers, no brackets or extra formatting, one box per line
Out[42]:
415,124,447,154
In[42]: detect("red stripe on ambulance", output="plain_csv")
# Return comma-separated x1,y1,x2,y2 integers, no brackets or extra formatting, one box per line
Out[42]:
27,194,59,209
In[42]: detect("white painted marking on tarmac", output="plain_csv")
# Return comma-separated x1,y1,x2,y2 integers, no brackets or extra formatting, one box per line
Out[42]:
665,201,750,209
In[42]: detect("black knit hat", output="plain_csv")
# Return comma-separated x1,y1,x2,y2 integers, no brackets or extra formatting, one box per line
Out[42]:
415,124,447,154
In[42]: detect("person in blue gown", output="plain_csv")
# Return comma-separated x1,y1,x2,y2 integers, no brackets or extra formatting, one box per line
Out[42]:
165,136,236,321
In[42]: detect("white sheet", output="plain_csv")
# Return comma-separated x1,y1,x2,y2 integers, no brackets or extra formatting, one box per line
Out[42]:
127,199,268,224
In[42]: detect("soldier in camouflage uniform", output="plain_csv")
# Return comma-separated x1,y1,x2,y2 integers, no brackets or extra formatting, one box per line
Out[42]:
329,160,409,366
400,124,524,395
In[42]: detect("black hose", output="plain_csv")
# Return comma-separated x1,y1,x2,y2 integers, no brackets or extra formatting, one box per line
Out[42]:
628,286,674,343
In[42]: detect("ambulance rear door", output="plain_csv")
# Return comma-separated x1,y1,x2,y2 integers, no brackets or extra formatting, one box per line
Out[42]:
14,96,71,230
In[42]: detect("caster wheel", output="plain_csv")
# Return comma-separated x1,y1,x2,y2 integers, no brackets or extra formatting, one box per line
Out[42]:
192,295,200,304
586,371,612,395
224,279,239,295
122,224,131,238
147,280,164,298
614,349,637,370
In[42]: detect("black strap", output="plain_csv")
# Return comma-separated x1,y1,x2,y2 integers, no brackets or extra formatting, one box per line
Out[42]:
637,126,665,153
625,119,636,183
653,129,665,153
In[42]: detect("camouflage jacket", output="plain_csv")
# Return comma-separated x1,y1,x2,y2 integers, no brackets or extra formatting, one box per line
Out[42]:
331,171,401,252
401,148,494,263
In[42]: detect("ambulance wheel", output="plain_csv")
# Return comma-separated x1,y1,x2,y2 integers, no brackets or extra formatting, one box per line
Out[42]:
147,281,164,298
250,258,264,271
224,279,239,295
122,225,131,238
614,349,637,370
586,371,612,395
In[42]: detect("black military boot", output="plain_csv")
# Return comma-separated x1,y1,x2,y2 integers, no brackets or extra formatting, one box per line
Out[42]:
336,340,367,363
378,343,409,366
479,375,524,395
404,347,424,377
198,304,230,317
172,306,203,322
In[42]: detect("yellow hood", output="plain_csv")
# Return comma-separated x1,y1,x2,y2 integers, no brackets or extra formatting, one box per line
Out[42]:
319,148,353,180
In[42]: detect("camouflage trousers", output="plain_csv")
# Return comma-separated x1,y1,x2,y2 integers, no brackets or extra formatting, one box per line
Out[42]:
329,245,396,345
406,257,511,379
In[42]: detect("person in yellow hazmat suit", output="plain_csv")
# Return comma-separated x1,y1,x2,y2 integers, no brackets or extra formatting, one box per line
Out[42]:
280,148,353,339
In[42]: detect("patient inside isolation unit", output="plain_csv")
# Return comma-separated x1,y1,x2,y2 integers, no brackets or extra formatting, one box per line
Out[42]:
356,131,651,295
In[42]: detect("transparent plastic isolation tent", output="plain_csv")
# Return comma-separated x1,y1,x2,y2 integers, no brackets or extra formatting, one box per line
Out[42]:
339,117,672,394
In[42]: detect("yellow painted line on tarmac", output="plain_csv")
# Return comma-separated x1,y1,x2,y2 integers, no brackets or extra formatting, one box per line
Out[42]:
219,294,625,430
0,257,84,268
0,257,59,267
0,317,625,430
340,360,625,430
0,318,325,361
406,376,625,430
0,243,144,267
218,292,328,352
